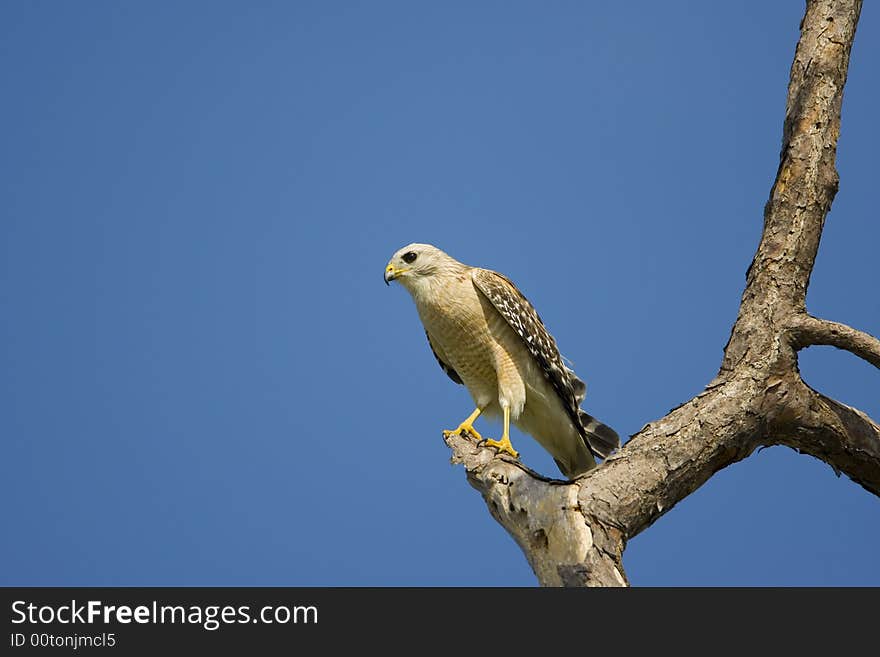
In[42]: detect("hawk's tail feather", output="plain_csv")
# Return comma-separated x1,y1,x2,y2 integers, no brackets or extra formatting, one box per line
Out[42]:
578,410,620,460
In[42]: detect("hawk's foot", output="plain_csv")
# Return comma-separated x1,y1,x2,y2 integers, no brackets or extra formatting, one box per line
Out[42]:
443,407,485,442
482,436,519,459
443,422,483,442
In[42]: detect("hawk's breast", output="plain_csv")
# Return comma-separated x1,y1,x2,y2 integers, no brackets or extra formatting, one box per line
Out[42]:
416,275,533,415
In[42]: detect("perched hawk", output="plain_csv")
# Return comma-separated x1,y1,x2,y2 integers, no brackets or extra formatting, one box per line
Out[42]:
384,243,619,479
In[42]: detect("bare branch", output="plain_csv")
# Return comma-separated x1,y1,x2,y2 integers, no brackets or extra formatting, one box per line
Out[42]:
577,379,763,539
444,430,628,587
445,379,766,586
774,384,880,496
789,314,880,369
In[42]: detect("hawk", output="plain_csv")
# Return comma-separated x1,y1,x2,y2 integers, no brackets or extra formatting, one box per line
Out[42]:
384,243,619,479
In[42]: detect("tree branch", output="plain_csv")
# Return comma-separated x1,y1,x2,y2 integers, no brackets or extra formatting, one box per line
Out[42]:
446,378,767,586
446,430,629,587
445,430,626,587
789,314,880,369
773,383,880,496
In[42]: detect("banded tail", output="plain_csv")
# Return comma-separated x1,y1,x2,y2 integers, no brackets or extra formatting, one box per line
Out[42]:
578,410,620,460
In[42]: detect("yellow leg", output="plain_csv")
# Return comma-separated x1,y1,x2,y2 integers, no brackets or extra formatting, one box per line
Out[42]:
443,407,484,441
483,406,519,458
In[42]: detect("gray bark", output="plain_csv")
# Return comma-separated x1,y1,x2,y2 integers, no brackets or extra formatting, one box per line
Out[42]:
444,0,877,587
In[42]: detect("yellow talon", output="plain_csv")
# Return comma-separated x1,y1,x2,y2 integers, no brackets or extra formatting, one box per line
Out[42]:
482,436,519,459
442,405,520,459
443,407,484,441
443,423,482,441
482,406,519,459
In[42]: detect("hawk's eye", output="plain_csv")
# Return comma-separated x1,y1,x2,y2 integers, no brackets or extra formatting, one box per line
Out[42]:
402,251,418,264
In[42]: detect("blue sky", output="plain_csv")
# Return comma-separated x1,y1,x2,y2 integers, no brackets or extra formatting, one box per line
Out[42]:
1,2,877,586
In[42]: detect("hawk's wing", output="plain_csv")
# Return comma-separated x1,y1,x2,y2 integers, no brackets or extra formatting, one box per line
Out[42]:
425,330,463,385
471,268,619,458
470,267,584,424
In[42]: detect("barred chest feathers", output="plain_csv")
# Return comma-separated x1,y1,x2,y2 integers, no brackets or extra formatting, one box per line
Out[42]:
411,272,529,417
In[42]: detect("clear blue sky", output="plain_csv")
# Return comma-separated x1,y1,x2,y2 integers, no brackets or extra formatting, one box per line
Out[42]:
2,1,877,586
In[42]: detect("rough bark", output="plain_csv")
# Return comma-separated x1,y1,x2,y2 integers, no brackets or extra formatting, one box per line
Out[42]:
444,0,875,586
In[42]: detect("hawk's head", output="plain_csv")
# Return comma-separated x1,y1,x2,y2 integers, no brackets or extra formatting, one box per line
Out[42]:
384,243,461,290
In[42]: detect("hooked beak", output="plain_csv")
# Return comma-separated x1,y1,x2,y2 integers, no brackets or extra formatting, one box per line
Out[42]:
384,264,407,285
